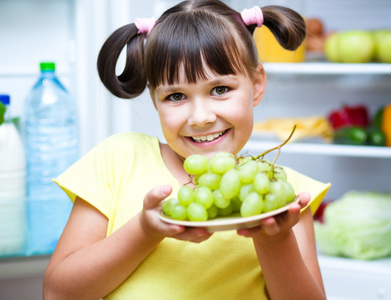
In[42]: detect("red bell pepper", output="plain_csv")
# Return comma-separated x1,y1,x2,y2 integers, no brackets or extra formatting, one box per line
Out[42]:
328,104,369,130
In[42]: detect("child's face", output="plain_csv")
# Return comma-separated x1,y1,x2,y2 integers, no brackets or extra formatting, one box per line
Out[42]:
150,65,265,160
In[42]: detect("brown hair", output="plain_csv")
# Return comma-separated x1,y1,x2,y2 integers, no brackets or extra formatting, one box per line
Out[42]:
97,0,305,99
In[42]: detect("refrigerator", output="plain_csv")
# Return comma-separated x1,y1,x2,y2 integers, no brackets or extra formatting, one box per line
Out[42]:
0,0,391,299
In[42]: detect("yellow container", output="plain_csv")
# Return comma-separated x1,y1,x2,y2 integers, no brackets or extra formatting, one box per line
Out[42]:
254,26,306,63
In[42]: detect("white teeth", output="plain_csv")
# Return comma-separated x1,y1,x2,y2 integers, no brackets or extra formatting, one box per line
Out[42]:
192,131,225,143
207,134,215,141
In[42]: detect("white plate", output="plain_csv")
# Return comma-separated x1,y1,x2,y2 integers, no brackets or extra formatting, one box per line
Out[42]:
159,197,299,232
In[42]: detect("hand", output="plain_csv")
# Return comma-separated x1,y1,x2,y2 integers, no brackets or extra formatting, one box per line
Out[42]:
237,192,311,242
139,185,213,243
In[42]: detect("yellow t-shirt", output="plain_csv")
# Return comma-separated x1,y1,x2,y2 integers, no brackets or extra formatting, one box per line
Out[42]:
54,132,330,299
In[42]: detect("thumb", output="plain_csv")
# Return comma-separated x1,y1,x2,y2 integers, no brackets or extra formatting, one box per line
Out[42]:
144,185,173,210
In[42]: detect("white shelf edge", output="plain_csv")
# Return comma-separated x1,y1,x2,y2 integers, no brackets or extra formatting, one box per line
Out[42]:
244,141,391,158
0,255,50,280
263,62,391,75
0,66,73,77
318,254,391,274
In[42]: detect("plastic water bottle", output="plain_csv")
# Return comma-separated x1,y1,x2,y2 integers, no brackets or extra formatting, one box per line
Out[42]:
24,62,79,254
0,94,26,256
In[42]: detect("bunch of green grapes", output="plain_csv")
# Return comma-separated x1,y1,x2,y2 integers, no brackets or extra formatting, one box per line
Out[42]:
162,152,296,222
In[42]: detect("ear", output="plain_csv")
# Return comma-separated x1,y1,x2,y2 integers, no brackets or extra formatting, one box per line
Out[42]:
252,64,266,107
148,83,158,110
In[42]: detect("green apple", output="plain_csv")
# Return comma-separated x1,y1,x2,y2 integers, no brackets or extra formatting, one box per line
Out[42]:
372,29,391,63
338,30,375,63
324,33,340,62
325,30,376,63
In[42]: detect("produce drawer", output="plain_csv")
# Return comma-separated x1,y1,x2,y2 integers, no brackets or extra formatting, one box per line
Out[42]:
318,254,391,300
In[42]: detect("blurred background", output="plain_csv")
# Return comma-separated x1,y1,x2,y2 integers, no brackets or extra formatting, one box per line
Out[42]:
0,0,391,299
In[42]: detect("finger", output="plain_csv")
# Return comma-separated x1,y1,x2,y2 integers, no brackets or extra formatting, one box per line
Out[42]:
237,225,261,238
171,227,212,242
261,217,280,236
163,224,186,236
144,185,172,210
297,192,311,208
284,204,302,227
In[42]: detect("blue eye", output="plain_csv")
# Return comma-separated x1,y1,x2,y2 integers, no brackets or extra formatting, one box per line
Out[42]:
212,86,229,96
167,93,185,102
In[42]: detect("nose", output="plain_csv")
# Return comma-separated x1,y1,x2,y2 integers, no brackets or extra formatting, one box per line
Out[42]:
187,98,217,127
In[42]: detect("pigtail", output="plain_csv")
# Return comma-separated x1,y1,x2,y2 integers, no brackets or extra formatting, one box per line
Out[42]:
260,5,306,51
97,23,147,99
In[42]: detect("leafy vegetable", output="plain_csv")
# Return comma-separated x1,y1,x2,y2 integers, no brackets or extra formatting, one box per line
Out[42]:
0,102,5,126
315,191,391,260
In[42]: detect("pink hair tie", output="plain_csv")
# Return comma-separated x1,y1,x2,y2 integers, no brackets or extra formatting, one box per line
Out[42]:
134,17,156,36
241,6,263,27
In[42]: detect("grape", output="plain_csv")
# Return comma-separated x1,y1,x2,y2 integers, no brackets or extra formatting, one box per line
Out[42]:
239,184,254,202
237,156,252,165
273,166,287,181
178,185,194,206
194,186,214,209
209,152,236,174
171,203,188,220
263,193,278,212
275,192,287,208
257,159,271,173
184,154,209,175
218,203,233,216
213,189,231,208
207,205,219,219
238,160,258,184
281,180,295,202
241,192,263,217
187,202,208,221
194,174,201,185
220,169,241,200
253,172,269,194
162,198,179,216
198,173,221,190
231,197,242,213
269,180,288,207
269,179,283,194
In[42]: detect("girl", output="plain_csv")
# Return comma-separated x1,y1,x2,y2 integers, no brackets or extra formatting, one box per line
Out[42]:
44,1,330,299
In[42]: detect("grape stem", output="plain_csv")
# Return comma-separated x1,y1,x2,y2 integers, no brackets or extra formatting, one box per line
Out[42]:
271,147,281,167
185,174,194,186
255,124,297,166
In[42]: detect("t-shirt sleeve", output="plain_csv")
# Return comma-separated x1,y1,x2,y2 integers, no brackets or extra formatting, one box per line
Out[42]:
285,167,331,215
52,137,116,219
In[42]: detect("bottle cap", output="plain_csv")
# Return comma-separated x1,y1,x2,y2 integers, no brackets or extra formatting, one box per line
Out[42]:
0,94,10,105
40,62,56,72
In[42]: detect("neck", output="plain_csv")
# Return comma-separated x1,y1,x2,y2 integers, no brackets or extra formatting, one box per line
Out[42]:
159,143,192,186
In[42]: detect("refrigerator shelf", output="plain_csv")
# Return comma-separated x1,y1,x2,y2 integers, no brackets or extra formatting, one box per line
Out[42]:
263,62,391,76
245,140,391,159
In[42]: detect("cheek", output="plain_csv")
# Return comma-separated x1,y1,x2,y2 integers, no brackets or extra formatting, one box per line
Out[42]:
158,111,174,131
157,106,184,136
229,97,254,127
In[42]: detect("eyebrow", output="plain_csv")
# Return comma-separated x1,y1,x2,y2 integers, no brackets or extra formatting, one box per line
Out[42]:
156,76,239,94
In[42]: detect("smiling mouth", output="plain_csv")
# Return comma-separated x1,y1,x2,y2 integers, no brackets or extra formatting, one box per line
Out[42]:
191,130,227,143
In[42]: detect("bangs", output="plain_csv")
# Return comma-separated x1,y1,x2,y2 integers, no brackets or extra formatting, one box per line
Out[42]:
145,11,248,89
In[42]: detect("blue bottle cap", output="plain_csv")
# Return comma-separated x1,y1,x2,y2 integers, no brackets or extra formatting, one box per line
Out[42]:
0,94,10,105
